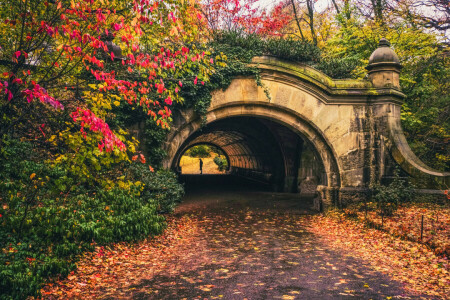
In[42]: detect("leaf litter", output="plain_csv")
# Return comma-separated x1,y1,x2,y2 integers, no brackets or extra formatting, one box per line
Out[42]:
308,210,449,299
38,194,447,299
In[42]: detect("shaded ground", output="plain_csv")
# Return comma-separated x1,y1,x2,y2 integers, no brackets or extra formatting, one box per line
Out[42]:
128,177,427,299
42,176,437,299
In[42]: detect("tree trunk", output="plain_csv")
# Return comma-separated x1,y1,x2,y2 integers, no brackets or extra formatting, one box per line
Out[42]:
289,0,305,41
331,0,340,14
371,0,385,25
306,0,317,45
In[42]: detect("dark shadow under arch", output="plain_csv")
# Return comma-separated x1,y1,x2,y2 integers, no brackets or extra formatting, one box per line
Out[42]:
166,102,342,192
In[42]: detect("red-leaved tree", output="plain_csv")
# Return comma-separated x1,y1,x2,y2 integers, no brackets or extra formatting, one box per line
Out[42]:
0,0,214,153
201,0,291,36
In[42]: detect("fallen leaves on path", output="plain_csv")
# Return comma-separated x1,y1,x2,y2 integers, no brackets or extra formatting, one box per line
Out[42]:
308,211,450,299
39,193,447,299
39,207,412,299
39,215,206,299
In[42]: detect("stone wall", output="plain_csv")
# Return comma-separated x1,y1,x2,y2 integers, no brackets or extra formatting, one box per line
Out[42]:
160,52,448,204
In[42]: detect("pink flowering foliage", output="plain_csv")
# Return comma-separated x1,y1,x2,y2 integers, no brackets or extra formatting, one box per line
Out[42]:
23,83,64,110
71,108,126,152
1,0,214,153
202,0,290,36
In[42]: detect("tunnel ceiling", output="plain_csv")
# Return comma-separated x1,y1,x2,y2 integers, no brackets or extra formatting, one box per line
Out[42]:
176,117,287,174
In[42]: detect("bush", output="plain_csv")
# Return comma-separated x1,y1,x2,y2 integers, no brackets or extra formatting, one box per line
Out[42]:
185,145,211,158
0,141,182,299
126,163,184,214
213,31,321,63
265,37,321,62
315,57,361,79
0,186,166,299
372,168,415,216
213,156,228,172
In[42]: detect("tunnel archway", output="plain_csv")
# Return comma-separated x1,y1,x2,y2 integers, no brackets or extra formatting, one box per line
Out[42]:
167,104,341,193
177,143,230,174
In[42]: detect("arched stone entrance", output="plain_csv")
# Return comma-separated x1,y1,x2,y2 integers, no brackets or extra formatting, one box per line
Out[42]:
170,112,338,193
157,40,448,207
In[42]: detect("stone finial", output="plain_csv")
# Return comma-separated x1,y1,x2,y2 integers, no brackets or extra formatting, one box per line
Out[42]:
378,38,390,47
366,38,401,89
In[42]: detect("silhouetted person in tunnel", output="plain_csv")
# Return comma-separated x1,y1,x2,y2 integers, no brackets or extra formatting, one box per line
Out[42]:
199,158,203,174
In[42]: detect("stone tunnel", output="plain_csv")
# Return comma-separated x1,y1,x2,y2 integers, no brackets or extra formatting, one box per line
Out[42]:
172,116,327,193
148,39,449,207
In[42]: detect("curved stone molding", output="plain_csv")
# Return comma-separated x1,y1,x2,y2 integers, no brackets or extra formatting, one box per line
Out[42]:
385,105,449,186
251,56,405,105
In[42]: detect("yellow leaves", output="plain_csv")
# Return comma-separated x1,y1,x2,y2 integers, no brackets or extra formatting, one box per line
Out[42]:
215,268,229,273
83,91,112,112
131,17,138,27
197,284,214,292
116,179,143,191
169,26,179,37
113,101,120,106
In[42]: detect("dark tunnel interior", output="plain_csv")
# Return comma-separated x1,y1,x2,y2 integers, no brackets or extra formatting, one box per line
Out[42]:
173,117,327,194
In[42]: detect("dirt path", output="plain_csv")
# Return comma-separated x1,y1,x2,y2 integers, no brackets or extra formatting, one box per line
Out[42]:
43,182,434,299
128,186,429,299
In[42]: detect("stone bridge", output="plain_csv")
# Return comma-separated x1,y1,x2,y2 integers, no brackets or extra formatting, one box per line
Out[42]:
158,39,448,206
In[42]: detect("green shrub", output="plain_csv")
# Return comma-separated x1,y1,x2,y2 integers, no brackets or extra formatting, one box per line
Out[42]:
185,145,211,158
0,186,166,299
126,163,184,213
0,141,180,299
213,31,321,63
372,168,415,216
213,156,228,171
265,37,321,62
213,31,265,59
315,57,361,79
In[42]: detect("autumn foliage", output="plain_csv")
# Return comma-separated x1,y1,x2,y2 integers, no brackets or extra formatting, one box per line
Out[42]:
0,0,216,150
202,0,291,36
0,0,449,298
0,0,213,297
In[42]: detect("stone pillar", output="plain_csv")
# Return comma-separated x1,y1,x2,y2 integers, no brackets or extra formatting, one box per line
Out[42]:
366,38,402,89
